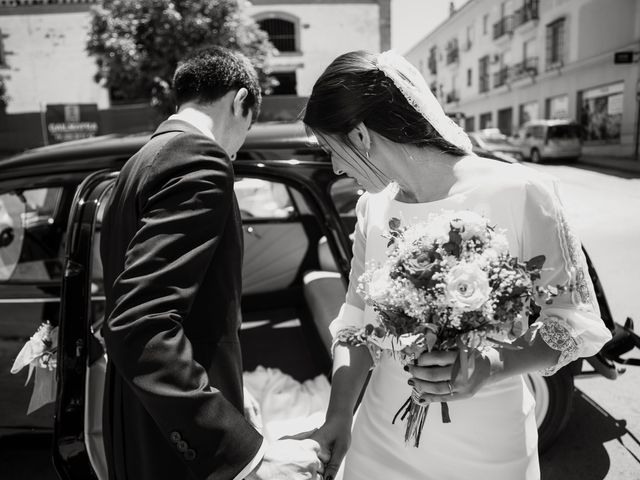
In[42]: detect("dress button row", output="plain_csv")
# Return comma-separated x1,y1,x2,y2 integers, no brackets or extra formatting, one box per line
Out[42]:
184,449,196,461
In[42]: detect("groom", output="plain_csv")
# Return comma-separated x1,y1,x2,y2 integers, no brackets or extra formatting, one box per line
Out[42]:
100,47,324,480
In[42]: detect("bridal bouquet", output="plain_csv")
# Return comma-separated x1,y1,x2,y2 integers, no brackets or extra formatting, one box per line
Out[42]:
337,210,559,447
10,321,58,414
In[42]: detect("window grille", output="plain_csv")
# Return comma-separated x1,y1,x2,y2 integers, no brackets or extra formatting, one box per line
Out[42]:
258,18,296,53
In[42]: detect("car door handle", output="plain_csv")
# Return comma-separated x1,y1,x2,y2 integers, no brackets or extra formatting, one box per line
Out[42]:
245,226,262,239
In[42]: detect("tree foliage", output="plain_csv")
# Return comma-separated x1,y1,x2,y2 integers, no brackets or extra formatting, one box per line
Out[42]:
87,0,275,114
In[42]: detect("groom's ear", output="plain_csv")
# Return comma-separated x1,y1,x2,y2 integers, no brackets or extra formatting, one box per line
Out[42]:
346,123,372,157
231,88,249,118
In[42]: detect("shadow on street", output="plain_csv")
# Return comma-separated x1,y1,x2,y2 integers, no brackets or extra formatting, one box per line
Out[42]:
1,388,639,479
547,160,640,180
541,389,640,479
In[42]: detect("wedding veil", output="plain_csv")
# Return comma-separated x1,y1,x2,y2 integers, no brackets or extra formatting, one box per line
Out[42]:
375,50,473,154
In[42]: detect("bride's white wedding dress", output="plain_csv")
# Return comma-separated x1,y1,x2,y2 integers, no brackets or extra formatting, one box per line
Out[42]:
330,163,611,480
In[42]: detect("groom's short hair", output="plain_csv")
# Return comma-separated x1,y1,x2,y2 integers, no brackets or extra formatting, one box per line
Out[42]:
173,46,261,119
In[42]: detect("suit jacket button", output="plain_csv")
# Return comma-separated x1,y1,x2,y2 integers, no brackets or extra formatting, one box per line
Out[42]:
185,449,196,461
177,440,188,453
170,431,181,444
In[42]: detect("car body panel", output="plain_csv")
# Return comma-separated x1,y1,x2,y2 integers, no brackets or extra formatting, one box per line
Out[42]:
468,131,524,161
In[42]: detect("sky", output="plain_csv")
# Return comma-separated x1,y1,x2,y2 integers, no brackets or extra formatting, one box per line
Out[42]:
391,0,470,54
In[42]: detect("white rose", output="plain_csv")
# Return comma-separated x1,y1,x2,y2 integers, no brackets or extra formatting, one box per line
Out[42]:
481,248,500,264
366,265,393,301
445,262,491,311
489,232,510,255
449,211,488,241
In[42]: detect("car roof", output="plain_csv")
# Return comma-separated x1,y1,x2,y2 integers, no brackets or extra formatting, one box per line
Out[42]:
0,121,319,173
522,119,577,127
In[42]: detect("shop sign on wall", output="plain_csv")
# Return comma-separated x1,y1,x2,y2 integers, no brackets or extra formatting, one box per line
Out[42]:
45,104,99,144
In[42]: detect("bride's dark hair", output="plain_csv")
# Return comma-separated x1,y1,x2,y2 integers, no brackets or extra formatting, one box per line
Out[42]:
303,50,466,156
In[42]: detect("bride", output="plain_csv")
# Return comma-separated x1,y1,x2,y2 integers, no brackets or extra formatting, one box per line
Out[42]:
302,50,611,480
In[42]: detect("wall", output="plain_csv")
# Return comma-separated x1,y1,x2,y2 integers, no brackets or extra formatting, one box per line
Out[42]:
0,7,109,114
404,0,640,154
250,2,381,96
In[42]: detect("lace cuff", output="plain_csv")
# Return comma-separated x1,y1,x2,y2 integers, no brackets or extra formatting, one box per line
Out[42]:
333,326,382,367
534,315,583,376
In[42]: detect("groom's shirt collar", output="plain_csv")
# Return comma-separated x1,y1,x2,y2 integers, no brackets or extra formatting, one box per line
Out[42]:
167,109,216,141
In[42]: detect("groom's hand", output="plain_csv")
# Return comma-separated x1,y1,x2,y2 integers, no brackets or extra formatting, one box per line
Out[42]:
246,438,325,480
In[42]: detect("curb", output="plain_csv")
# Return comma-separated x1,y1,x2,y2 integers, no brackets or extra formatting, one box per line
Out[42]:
576,156,640,175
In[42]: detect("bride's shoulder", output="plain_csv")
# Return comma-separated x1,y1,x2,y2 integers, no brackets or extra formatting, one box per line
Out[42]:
462,156,556,195
354,191,371,220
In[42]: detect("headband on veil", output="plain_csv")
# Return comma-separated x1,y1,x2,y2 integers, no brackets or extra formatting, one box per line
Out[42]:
375,50,473,154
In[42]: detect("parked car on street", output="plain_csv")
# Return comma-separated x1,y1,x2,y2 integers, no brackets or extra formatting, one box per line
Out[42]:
468,129,524,162
0,122,637,480
512,120,582,163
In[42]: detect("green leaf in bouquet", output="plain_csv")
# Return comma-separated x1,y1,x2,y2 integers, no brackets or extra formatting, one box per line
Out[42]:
423,322,439,334
389,217,402,231
486,337,524,350
425,331,437,352
442,229,462,258
526,255,546,271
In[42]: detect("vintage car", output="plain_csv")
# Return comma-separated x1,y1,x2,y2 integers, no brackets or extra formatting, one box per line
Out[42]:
0,122,637,479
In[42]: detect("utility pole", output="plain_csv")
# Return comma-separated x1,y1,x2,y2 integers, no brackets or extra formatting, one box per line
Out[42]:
635,80,640,161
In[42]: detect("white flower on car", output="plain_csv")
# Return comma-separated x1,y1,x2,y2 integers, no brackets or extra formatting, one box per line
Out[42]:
444,262,491,311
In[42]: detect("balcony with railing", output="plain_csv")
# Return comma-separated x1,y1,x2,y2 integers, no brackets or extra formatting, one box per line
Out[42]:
493,15,514,40
445,89,460,104
445,42,459,65
511,56,538,81
513,0,539,29
493,66,510,88
0,0,96,6
428,55,437,75
479,74,490,93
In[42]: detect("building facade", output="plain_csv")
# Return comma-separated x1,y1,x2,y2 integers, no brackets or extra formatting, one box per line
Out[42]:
0,0,390,153
405,0,640,157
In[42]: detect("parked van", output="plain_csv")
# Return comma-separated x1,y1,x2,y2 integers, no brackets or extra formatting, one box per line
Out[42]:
513,120,582,163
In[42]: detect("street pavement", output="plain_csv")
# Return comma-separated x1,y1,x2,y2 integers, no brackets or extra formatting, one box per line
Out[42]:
1,161,639,479
534,162,640,480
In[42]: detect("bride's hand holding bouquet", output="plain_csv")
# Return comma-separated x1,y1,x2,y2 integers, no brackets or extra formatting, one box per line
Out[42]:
406,345,498,405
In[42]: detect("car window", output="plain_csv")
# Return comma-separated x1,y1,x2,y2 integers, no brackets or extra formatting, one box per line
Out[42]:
0,187,64,283
234,177,296,220
548,125,580,139
329,177,365,235
528,126,544,138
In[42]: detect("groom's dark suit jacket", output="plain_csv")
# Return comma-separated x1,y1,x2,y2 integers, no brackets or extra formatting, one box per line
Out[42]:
100,119,262,480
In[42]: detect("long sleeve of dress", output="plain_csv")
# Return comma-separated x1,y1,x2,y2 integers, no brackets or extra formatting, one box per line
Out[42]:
521,176,611,376
328,193,368,352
